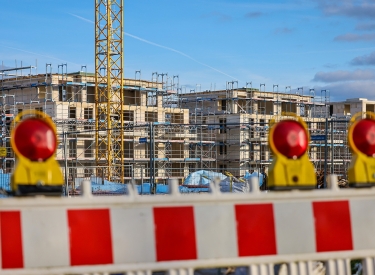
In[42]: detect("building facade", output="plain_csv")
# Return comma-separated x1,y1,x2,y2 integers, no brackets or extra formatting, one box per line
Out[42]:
0,68,201,185
330,98,375,118
180,87,329,177
3,65,356,185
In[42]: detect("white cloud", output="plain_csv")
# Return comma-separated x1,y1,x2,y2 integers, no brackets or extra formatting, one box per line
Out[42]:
312,67,375,100
245,12,264,18
313,69,375,82
334,33,375,42
313,81,375,101
355,23,375,31
315,0,375,19
350,51,375,65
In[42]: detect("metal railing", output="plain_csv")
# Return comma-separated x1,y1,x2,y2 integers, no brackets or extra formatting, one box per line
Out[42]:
0,120,352,193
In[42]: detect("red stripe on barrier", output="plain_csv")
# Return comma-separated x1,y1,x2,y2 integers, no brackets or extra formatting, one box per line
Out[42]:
235,204,277,256
313,201,353,252
154,206,197,261
0,211,23,269
68,209,113,266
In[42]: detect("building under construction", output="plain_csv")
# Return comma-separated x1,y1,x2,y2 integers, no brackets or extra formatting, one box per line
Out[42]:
0,65,215,186
0,64,353,186
179,85,340,176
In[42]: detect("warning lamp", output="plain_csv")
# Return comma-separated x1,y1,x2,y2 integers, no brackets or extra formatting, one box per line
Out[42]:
268,117,316,190
272,120,308,159
14,118,57,161
10,110,63,195
348,112,375,187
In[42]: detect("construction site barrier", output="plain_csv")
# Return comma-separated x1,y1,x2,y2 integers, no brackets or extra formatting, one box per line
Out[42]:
1,177,375,275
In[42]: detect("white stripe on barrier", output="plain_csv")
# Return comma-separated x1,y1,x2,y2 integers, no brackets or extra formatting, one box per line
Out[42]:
194,204,237,259
111,206,156,264
274,201,315,255
22,208,69,268
351,198,375,251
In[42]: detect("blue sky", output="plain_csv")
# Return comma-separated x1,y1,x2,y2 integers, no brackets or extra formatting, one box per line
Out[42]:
1,0,375,101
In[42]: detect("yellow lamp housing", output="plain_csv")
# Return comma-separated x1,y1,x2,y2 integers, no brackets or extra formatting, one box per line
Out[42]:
10,110,63,196
268,115,316,190
347,112,375,187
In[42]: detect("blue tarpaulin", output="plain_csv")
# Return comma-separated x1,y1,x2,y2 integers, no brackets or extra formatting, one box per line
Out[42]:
183,170,264,189
0,173,10,191
183,170,227,185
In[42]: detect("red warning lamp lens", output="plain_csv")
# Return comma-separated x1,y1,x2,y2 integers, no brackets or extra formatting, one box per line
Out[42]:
272,120,308,158
14,118,57,161
352,118,375,156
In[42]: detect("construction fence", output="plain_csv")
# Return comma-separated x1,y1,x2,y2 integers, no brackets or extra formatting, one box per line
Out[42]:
0,119,351,194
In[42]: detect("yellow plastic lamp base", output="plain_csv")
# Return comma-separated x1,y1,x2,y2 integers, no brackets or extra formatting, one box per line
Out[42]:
11,157,64,195
268,115,316,190
347,112,375,187
348,154,375,187
268,154,316,190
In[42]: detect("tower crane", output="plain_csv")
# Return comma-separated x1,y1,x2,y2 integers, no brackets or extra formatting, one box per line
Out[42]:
95,0,124,183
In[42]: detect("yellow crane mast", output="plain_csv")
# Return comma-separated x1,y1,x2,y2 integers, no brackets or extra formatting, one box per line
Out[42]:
95,0,124,183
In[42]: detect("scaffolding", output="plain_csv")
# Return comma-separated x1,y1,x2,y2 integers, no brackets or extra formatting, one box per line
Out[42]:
0,62,218,187
308,119,351,178
0,64,38,173
1,62,355,188
180,86,332,178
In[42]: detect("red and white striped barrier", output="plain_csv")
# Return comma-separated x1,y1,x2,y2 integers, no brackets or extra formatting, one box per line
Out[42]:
1,179,375,274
